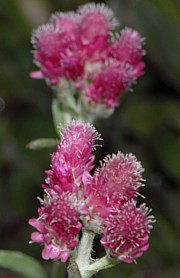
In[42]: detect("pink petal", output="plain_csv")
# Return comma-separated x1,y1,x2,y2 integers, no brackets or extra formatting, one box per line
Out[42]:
29,71,44,79
31,232,44,243
60,251,70,263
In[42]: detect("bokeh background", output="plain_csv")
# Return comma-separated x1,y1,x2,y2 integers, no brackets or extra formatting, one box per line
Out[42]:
0,0,180,277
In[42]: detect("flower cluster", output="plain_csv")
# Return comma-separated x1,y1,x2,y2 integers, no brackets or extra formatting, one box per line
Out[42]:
30,3,145,110
29,121,155,263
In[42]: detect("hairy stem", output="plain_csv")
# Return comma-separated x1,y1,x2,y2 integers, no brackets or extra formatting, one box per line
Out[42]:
66,257,82,278
76,229,95,278
86,255,119,274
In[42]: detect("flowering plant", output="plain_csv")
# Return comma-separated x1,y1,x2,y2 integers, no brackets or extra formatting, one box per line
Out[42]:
0,2,155,278
30,2,145,123
29,120,155,277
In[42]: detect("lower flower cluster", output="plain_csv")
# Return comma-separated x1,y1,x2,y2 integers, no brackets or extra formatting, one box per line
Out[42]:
29,121,155,263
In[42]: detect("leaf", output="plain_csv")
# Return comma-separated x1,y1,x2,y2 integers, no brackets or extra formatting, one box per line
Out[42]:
26,138,58,150
0,250,48,278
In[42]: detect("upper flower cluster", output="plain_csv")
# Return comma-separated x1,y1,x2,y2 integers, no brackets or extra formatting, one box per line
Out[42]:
30,3,145,110
29,121,155,264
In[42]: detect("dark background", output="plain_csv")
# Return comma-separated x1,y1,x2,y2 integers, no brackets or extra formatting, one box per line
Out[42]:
0,0,180,277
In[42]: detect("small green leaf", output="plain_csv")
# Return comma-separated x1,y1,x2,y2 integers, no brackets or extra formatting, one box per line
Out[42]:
0,250,48,278
26,138,58,150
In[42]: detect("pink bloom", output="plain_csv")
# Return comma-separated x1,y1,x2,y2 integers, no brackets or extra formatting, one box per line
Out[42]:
78,3,118,57
31,14,83,84
109,28,145,65
32,24,61,56
50,12,80,48
30,3,145,111
29,121,155,263
85,63,138,108
90,152,144,201
45,121,101,194
30,3,118,85
83,152,144,232
31,3,144,97
31,24,62,84
50,12,84,81
108,28,145,78
29,191,82,263
101,201,155,263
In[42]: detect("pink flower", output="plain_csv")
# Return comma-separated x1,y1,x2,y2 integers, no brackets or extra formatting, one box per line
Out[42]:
108,28,145,78
78,3,118,56
30,3,145,110
109,28,144,64
50,12,84,81
31,13,83,84
31,24,62,84
83,152,144,232
101,201,155,263
45,121,101,194
91,152,144,201
29,121,155,263
85,63,138,108
29,190,82,263
30,3,118,84
50,12,80,48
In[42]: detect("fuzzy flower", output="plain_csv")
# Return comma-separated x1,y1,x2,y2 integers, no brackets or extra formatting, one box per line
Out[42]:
45,121,101,194
108,28,145,78
83,152,144,232
78,3,118,56
31,13,83,84
91,152,144,201
85,63,138,108
101,201,155,263
30,3,117,84
30,24,63,84
29,121,155,264
30,3,145,111
29,190,82,263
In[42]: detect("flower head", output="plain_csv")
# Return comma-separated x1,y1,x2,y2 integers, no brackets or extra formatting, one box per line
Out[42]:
101,201,155,263
31,24,63,84
50,12,80,45
108,28,145,78
30,3,145,112
45,121,101,194
31,12,83,84
29,191,82,263
85,63,138,108
78,3,118,56
92,152,144,200
29,121,155,264
83,152,144,232
109,28,145,65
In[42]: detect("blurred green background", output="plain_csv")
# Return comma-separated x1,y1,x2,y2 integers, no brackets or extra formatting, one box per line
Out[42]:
0,0,180,277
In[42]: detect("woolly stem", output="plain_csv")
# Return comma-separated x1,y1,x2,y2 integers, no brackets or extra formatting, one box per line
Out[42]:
66,257,82,278
75,229,95,278
85,255,119,275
